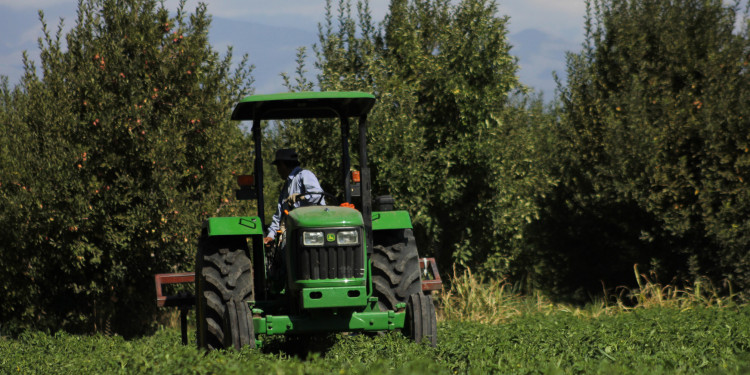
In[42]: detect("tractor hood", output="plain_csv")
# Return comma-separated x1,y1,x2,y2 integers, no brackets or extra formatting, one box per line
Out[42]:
286,206,363,230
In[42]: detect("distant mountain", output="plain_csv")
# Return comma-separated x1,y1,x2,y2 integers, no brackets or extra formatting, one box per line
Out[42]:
1,4,580,102
0,5,318,93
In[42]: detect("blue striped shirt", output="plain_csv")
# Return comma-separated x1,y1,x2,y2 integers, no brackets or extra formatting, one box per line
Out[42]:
266,166,326,239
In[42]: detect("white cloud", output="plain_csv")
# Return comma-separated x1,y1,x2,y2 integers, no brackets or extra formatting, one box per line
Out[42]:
0,49,30,85
0,0,69,10
163,0,389,28
19,24,43,45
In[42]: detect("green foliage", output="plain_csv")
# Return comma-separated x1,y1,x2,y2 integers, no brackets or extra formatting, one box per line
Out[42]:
2,307,749,374
438,308,750,374
0,0,253,336
6,0,749,339
527,0,750,300
278,0,556,275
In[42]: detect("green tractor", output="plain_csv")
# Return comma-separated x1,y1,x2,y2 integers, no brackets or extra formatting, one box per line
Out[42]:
156,91,441,350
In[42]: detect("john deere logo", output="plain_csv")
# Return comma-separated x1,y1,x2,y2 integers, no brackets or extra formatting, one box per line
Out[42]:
326,233,336,242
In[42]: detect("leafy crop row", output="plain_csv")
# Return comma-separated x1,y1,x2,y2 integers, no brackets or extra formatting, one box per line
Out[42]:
3,0,750,338
3,306,748,374
437,307,750,374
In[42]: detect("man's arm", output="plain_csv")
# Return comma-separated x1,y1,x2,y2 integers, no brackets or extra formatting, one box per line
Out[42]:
300,170,325,205
266,194,283,240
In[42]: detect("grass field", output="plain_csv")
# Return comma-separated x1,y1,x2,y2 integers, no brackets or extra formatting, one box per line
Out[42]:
2,269,749,374
2,305,749,374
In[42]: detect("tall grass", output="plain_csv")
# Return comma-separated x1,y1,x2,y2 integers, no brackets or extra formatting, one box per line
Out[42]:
437,266,525,324
611,264,741,310
437,264,745,323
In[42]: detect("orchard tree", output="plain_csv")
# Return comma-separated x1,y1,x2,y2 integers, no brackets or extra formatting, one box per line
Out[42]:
0,0,253,335
280,0,555,274
537,0,750,300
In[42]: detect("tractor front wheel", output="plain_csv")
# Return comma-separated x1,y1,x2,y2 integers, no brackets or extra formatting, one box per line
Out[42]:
371,229,437,346
405,292,438,347
196,236,255,350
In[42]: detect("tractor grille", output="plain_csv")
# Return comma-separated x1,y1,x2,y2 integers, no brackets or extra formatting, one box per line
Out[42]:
296,245,364,280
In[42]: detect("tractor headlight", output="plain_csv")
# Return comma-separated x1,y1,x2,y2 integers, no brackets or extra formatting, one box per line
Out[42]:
302,231,325,246
337,230,359,245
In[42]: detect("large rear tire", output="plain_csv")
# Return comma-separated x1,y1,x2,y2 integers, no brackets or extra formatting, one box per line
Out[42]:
371,229,422,311
196,236,255,350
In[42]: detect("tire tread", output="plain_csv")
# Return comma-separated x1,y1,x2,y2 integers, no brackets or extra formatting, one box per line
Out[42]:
196,236,255,350
371,229,422,310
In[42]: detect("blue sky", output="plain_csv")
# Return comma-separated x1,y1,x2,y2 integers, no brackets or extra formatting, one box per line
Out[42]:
0,0,588,99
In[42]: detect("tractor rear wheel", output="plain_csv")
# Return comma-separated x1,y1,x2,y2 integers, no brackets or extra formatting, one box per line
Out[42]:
371,229,422,311
404,292,438,347
196,236,255,350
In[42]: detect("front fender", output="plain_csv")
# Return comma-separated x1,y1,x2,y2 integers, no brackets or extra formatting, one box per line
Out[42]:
203,216,264,237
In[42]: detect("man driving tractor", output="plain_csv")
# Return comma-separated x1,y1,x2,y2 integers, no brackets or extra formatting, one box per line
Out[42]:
180,92,438,350
263,148,326,246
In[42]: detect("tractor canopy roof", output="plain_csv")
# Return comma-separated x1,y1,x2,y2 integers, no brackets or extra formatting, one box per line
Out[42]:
231,91,375,121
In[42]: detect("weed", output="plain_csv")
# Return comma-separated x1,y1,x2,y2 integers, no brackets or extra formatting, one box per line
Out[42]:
438,264,745,324
438,266,525,324
609,264,742,310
